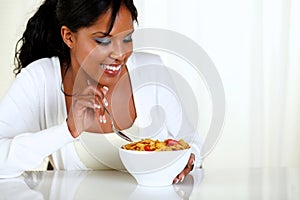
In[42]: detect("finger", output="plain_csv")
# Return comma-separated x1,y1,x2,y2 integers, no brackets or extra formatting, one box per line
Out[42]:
70,98,95,131
173,177,180,184
173,154,195,184
189,153,195,166
87,85,109,108
85,81,109,107
93,96,105,125
72,97,100,122
101,86,108,107
102,114,107,123
101,85,109,94
187,153,195,170
173,173,184,184
94,95,105,116
173,172,185,184
173,166,191,184
83,80,109,124
98,85,109,106
93,102,102,123
173,169,185,184
72,97,95,112
80,84,105,111
85,85,105,98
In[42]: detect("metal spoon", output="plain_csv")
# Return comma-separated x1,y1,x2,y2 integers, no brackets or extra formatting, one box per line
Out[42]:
103,106,133,142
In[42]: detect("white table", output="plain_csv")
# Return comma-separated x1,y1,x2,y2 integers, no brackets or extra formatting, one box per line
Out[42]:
0,168,299,199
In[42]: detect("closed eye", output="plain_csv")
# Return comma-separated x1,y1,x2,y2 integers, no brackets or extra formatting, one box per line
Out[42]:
123,33,133,43
94,37,111,46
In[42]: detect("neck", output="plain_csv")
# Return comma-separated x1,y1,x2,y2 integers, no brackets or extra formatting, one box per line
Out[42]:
62,65,89,96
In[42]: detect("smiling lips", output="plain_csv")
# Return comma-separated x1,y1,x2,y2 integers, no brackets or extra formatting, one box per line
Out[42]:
100,64,122,76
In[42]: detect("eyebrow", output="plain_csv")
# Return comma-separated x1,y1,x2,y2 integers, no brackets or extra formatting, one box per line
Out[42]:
92,29,134,37
92,31,112,37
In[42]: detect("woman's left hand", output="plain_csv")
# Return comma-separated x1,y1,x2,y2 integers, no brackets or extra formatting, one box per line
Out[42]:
173,153,195,184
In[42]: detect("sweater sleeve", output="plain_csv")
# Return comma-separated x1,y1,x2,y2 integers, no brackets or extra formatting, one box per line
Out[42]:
0,64,75,178
0,122,75,178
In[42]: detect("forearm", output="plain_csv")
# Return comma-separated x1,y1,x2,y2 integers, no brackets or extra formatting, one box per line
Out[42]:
0,122,75,178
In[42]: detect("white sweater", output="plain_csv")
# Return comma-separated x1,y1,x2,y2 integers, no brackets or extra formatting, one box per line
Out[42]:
0,52,201,178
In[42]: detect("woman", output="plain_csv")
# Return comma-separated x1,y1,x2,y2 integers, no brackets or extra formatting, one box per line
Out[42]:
0,0,200,183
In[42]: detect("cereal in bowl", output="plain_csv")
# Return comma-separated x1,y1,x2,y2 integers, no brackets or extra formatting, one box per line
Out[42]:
122,138,190,151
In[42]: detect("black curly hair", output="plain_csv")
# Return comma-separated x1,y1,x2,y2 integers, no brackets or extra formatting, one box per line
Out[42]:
14,0,138,75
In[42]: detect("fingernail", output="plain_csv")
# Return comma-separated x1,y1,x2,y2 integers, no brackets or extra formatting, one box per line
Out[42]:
94,104,101,109
103,86,109,92
99,115,103,123
180,176,185,182
103,99,109,107
191,160,194,166
174,179,179,184
87,80,91,86
103,115,107,123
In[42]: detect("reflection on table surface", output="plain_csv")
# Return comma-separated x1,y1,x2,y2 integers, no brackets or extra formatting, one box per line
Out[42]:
0,168,203,200
0,168,299,200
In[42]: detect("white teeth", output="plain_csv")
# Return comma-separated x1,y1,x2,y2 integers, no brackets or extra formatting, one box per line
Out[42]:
100,64,121,71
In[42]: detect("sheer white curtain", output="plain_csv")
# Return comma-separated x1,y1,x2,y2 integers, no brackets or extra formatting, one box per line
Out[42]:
249,0,300,167
135,0,300,168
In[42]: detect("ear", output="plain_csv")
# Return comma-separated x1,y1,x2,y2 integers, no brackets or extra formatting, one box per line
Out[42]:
61,26,75,48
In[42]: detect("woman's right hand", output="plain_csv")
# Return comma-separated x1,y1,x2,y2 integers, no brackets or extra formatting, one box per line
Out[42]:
66,83,108,138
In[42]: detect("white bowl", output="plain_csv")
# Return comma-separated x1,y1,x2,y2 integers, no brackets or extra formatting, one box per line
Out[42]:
119,148,192,186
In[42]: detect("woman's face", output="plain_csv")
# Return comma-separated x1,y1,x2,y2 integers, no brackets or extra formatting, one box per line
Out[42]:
69,5,134,87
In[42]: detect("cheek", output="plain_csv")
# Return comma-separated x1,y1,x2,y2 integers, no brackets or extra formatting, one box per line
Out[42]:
73,43,94,65
88,46,112,64
80,46,111,75
94,46,112,60
75,43,109,67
